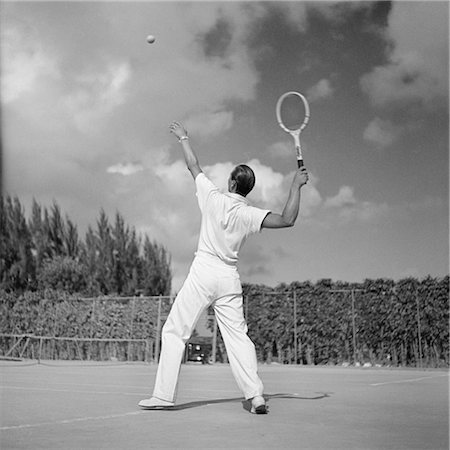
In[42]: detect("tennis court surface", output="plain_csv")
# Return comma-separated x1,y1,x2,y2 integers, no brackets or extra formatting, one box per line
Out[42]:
1,360,448,449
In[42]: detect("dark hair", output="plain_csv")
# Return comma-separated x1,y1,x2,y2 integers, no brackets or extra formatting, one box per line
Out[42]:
231,164,255,197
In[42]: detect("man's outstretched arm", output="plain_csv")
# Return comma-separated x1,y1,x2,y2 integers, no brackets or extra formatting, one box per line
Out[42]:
262,167,309,229
169,121,202,179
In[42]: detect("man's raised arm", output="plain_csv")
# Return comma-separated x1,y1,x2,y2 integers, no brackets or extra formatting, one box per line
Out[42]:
262,168,309,229
169,121,202,179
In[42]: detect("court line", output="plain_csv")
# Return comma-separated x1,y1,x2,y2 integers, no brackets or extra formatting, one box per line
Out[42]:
2,384,238,396
370,373,448,386
2,385,143,396
0,411,143,431
6,380,149,390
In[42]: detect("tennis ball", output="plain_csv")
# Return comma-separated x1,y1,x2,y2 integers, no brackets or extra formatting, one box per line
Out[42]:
147,35,156,44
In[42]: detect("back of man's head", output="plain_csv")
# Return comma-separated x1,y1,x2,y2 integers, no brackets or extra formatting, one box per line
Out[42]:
231,164,255,197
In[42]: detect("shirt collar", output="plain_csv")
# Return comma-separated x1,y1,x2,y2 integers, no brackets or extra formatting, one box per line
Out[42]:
224,192,250,205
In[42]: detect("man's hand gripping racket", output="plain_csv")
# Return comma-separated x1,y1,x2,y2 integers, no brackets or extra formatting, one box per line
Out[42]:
276,91,310,169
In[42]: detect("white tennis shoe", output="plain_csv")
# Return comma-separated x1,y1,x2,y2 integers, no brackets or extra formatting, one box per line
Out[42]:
138,397,175,409
250,395,268,414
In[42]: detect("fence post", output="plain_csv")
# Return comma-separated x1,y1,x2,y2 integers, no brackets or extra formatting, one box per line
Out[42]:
154,296,162,362
330,288,364,365
351,289,357,364
38,336,43,363
212,315,217,363
293,290,297,364
415,285,423,369
89,298,97,361
128,297,136,362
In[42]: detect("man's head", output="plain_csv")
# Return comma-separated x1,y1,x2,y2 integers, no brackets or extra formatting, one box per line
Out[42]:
228,164,255,197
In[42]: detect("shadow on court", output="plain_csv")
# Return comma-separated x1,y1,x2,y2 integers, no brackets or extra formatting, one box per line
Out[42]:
140,392,331,412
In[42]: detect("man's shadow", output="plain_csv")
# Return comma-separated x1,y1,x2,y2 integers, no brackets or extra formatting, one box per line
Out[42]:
141,392,331,412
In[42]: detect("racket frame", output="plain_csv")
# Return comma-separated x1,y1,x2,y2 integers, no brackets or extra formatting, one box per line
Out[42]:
276,91,310,167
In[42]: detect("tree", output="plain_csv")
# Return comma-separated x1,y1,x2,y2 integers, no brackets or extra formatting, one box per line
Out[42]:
1,195,174,295
48,202,66,257
142,236,172,295
64,216,80,258
111,212,129,295
95,209,114,294
125,229,142,295
0,196,34,291
28,199,52,272
37,256,87,293
80,226,101,295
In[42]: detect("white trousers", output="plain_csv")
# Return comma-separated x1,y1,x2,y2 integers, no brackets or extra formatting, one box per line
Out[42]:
152,255,264,402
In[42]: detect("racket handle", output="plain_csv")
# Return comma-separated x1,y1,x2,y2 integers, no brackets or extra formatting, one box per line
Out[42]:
297,159,304,168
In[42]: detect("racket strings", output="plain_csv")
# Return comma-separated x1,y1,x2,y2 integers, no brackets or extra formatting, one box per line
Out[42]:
280,100,306,130
276,92,309,133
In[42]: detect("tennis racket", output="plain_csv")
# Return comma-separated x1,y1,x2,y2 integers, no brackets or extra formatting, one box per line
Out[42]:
276,91,310,168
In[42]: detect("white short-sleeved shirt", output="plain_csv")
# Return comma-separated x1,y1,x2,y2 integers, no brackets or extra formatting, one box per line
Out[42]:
195,172,270,266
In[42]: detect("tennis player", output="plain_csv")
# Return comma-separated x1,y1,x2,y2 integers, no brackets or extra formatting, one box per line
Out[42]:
139,121,309,414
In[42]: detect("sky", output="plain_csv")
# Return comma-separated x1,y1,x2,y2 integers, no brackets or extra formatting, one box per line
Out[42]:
1,0,448,293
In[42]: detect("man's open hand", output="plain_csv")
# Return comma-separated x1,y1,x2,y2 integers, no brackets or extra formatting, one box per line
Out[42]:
169,121,187,140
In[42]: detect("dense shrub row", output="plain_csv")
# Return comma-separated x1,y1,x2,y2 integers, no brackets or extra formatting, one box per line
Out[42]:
1,275,448,367
244,276,449,367
0,290,165,361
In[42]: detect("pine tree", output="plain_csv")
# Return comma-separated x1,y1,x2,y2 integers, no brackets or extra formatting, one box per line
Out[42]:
48,202,66,257
0,196,34,291
81,225,101,295
112,212,128,295
95,210,114,294
64,216,80,258
142,236,172,296
125,228,141,295
28,199,52,272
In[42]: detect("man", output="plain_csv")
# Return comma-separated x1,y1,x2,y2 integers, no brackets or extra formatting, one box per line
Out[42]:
139,121,309,414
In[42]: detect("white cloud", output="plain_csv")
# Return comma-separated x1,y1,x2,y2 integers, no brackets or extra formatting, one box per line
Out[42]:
65,61,131,133
247,159,286,206
203,161,235,191
306,78,334,102
185,110,234,139
154,159,193,194
363,117,401,149
107,162,144,176
1,25,60,104
324,185,356,209
360,2,448,110
324,186,388,223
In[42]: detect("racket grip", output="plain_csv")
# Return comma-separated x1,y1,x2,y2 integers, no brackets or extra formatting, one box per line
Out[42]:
297,159,304,168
